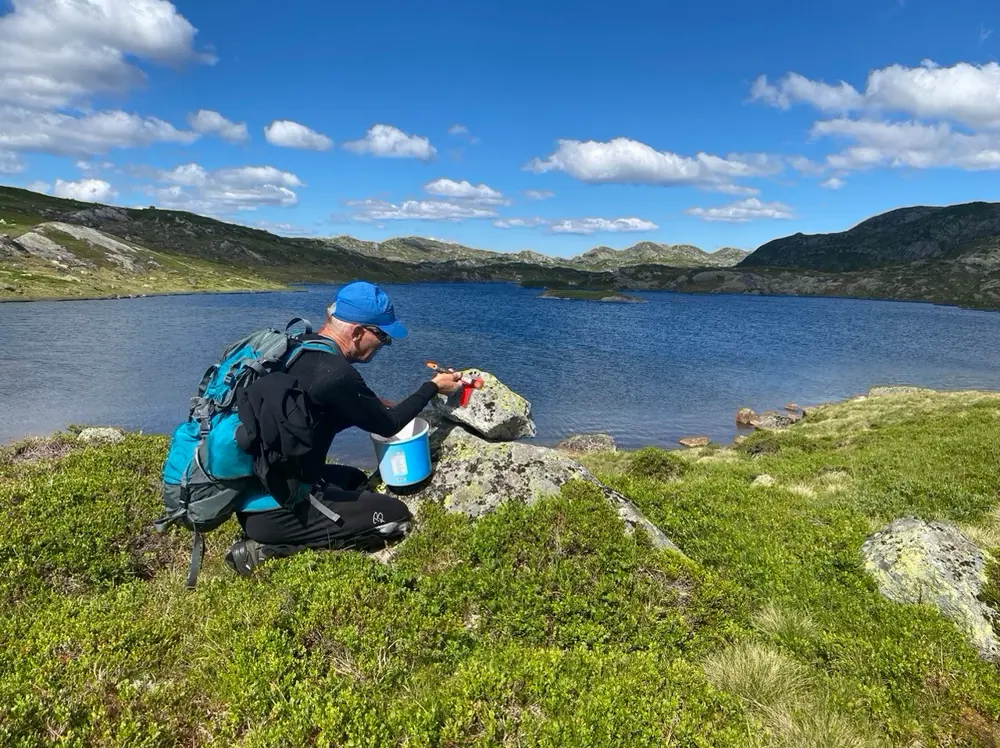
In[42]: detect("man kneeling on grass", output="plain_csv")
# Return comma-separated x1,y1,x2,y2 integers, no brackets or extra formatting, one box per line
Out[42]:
222,281,464,575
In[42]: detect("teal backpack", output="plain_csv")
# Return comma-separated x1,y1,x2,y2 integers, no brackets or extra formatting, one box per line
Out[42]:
155,318,339,587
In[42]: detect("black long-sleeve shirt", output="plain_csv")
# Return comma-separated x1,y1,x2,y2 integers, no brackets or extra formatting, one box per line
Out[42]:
285,334,439,474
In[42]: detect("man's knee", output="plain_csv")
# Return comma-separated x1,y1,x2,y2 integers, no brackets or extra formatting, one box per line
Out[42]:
318,464,369,491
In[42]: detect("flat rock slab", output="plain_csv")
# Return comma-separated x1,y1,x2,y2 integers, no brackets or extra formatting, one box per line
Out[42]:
862,517,999,662
556,433,617,454
432,369,536,441
373,424,681,555
678,436,710,448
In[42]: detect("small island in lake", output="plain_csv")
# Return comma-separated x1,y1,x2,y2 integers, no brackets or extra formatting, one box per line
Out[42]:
539,288,647,303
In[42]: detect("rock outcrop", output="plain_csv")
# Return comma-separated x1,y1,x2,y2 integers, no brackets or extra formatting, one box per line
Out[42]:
678,436,710,448
749,410,801,430
373,372,680,555
862,517,999,662
556,433,616,454
432,370,536,441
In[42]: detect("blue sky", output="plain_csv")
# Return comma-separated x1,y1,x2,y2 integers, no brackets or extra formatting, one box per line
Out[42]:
1,0,1000,257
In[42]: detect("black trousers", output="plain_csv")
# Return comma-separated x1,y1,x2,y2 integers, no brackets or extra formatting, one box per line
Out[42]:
236,464,412,558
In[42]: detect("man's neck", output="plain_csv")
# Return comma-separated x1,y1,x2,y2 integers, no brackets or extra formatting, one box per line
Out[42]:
316,323,356,361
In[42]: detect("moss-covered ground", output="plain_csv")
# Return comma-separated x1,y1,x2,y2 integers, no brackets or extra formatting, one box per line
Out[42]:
1,390,999,746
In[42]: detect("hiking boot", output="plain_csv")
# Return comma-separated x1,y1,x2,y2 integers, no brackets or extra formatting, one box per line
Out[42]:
224,538,265,577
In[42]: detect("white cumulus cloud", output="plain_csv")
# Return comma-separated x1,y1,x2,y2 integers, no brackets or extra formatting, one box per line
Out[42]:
148,163,303,214
343,124,436,160
0,0,214,110
750,73,864,113
812,118,1000,171
0,106,197,156
424,178,506,204
752,60,1000,130
525,137,777,188
189,110,248,143
52,178,117,202
820,176,847,190
549,217,658,235
27,180,51,194
523,189,554,200
345,198,496,223
0,150,24,174
686,198,795,223
493,218,549,229
264,120,333,151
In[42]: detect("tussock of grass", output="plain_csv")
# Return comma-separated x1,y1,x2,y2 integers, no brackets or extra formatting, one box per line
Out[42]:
753,604,819,644
703,642,810,711
3,390,1000,745
628,446,687,481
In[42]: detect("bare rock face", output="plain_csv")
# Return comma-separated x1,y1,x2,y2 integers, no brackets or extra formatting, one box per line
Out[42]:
862,517,999,663
556,433,617,454
432,369,536,441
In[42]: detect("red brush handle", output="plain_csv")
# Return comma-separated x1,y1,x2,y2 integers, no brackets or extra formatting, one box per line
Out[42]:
459,384,473,406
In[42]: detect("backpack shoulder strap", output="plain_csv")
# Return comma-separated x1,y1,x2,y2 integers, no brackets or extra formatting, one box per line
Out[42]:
283,335,341,370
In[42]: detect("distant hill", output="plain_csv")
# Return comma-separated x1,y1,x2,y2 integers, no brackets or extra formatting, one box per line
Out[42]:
324,235,747,270
7,184,1000,310
567,242,748,270
742,202,1000,271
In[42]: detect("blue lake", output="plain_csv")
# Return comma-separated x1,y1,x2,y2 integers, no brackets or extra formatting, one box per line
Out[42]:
2,282,1000,467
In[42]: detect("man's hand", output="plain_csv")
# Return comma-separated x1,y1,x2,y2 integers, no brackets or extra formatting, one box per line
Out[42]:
432,370,464,395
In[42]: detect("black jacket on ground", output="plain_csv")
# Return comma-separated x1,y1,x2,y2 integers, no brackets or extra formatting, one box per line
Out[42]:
236,333,439,504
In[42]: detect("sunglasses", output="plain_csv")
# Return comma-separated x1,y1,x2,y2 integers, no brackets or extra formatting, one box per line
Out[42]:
362,325,391,345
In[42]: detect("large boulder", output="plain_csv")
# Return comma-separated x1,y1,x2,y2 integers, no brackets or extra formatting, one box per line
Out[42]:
432,369,536,441
373,423,680,555
862,517,999,662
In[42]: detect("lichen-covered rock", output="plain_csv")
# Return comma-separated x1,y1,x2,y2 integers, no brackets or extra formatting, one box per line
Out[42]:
736,408,757,426
752,474,775,487
556,433,616,454
77,427,125,444
861,517,999,662
432,369,536,441
749,410,800,430
373,425,680,555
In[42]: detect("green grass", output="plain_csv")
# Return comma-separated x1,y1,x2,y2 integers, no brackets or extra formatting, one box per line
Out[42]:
1,390,999,745
0,245,284,300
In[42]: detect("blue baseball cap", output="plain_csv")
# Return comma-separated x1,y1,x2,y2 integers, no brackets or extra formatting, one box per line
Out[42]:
330,281,409,340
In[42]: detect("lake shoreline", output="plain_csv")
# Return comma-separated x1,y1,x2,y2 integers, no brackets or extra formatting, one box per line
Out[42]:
0,286,300,304
2,276,999,314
